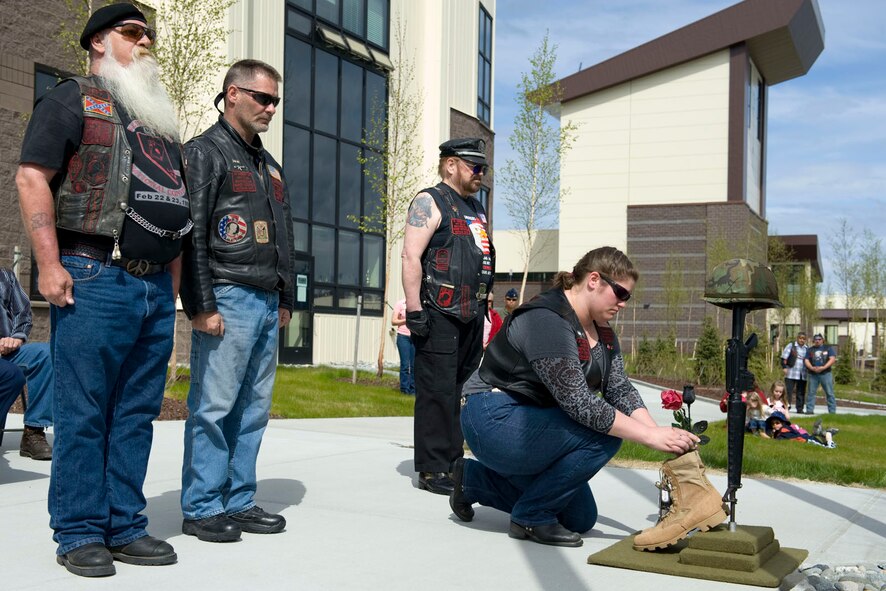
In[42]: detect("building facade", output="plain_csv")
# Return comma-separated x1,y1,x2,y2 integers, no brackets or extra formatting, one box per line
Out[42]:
0,0,496,366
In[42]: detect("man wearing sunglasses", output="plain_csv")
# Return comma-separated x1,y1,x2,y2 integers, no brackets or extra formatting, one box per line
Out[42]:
401,137,495,495
16,2,187,577
179,60,296,544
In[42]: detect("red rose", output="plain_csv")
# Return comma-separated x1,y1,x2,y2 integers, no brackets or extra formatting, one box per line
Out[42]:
661,389,683,411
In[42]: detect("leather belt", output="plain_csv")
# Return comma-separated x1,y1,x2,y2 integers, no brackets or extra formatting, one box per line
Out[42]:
60,246,165,277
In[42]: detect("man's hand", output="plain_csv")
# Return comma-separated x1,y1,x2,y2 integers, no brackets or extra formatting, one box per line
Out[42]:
278,308,291,329
38,263,75,307
0,337,24,356
193,311,225,336
405,309,430,338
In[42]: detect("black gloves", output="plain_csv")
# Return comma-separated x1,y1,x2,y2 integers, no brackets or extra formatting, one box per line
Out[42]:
405,309,430,338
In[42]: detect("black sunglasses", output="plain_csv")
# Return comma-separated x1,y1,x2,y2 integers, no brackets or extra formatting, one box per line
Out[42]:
234,86,281,107
599,274,632,302
112,23,157,44
461,159,488,175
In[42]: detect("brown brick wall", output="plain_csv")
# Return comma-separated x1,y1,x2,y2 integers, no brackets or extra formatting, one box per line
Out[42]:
622,201,769,353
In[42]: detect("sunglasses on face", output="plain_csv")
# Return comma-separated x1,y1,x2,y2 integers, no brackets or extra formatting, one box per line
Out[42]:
112,23,156,44
460,159,488,175
598,274,632,302
234,86,281,107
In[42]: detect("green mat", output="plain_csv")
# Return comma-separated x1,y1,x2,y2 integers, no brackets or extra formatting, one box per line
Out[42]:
587,526,808,588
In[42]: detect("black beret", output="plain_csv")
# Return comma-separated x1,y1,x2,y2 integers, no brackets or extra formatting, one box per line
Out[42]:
80,3,147,50
439,137,487,165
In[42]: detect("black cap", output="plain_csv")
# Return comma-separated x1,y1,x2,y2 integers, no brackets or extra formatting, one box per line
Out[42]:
813,333,824,340
80,3,147,50
439,138,487,165
505,288,518,299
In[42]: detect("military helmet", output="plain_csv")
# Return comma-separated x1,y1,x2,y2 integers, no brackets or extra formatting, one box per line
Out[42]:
703,258,782,311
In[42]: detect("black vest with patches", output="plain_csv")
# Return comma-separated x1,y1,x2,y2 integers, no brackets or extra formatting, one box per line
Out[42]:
419,183,494,322
479,289,620,407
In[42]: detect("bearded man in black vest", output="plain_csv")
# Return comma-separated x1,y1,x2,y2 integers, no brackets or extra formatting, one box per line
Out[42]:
401,138,495,495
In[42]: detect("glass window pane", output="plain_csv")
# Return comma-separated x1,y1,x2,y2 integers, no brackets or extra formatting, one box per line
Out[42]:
314,49,339,134
365,71,386,149
363,234,383,288
287,8,312,35
337,230,360,285
292,220,309,252
478,8,485,53
283,124,310,219
312,226,335,283
339,288,358,309
339,144,361,227
362,151,383,222
285,37,311,126
292,0,312,11
343,0,364,36
367,0,387,48
486,13,493,56
362,291,382,312
312,135,336,223
340,61,363,142
313,286,334,307
35,70,61,100
317,0,339,24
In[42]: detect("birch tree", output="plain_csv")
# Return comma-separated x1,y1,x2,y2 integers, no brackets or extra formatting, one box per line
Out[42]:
499,32,577,303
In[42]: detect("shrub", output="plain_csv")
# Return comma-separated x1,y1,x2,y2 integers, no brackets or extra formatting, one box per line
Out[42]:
834,337,855,385
872,344,886,393
694,316,724,385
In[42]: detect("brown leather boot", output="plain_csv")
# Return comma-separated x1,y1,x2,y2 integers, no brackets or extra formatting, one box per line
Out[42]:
19,426,52,461
633,450,726,551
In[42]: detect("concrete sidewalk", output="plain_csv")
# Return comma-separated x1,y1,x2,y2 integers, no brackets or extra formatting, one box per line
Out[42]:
1,384,884,590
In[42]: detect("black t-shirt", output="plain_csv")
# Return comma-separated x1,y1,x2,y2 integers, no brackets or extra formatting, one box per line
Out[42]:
20,79,188,263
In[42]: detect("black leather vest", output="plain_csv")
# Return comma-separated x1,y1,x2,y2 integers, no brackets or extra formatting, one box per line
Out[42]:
420,183,494,321
478,289,620,406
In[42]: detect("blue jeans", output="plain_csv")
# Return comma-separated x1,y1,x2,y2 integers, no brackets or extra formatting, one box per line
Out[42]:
460,391,621,531
49,256,174,555
396,333,415,394
6,342,53,427
181,284,279,520
806,371,836,414
0,358,26,438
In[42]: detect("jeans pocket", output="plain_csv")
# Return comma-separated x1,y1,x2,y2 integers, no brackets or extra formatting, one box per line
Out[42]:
61,255,103,283
213,284,237,298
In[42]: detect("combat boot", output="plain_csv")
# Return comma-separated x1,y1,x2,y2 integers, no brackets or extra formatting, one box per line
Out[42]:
633,450,726,551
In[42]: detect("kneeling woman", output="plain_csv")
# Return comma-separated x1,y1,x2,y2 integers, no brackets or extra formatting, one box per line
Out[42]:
451,247,699,547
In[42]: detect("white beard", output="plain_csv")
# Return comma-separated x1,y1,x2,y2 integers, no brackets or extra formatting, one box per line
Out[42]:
99,44,180,141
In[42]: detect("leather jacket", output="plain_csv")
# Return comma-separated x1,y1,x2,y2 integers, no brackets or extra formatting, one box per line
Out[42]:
180,116,296,318
479,289,619,406
54,76,132,238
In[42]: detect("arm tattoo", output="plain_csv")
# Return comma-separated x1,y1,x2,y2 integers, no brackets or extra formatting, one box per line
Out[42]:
29,212,52,231
407,195,433,228
531,357,616,433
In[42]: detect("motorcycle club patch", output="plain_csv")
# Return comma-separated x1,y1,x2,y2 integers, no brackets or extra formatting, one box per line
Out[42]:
271,177,284,202
436,285,455,308
83,95,113,118
82,118,113,146
218,213,248,243
434,249,450,271
451,218,470,235
255,220,269,243
231,170,256,193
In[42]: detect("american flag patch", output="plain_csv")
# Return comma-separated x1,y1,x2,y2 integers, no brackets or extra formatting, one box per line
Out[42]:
83,95,113,117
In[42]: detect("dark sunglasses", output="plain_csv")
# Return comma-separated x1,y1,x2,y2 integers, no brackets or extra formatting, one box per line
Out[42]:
461,159,488,175
112,23,156,44
505,297,517,301
234,86,281,107
599,274,632,302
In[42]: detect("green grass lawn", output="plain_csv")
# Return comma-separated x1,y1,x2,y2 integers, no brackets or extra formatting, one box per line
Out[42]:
614,413,886,489
168,366,884,488
167,366,415,418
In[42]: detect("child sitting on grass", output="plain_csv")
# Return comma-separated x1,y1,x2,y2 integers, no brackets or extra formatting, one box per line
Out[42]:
745,391,770,436
768,380,790,420
765,411,837,448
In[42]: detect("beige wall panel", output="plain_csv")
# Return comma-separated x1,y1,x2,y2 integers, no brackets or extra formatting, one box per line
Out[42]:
493,229,559,274
630,125,728,144
631,183,728,203
312,313,393,365
629,152,726,173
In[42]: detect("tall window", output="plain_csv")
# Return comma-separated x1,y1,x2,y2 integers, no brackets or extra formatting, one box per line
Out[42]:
477,4,492,125
285,3,388,314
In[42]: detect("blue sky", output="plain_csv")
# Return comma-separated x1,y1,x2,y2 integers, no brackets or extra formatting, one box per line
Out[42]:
490,0,886,290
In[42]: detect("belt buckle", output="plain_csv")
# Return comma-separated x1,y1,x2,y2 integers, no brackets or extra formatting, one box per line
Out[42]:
125,259,151,277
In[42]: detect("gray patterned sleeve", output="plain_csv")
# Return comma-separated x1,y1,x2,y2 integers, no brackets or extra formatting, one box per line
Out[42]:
530,357,616,433
604,353,646,416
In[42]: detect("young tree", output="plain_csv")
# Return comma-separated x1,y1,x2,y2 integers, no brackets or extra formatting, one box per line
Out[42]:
58,0,95,75
354,18,425,376
859,229,885,364
661,254,688,349
830,219,863,368
154,0,236,141
694,316,724,386
499,32,578,304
